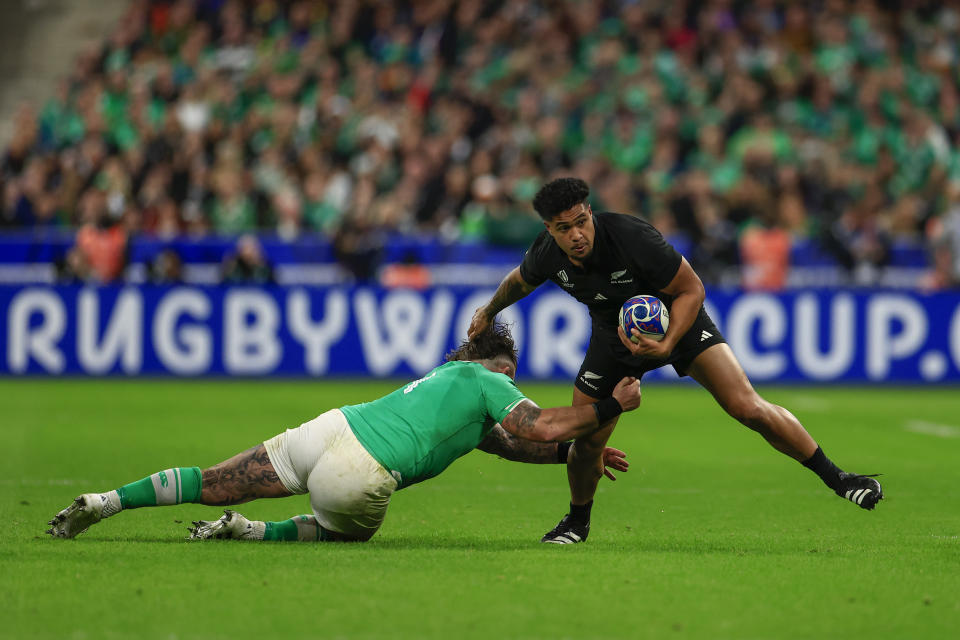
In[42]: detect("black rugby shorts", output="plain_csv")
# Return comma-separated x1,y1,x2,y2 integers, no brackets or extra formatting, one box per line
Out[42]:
574,307,726,398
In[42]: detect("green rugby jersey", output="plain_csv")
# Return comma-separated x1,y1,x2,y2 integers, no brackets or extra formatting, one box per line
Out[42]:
341,361,528,489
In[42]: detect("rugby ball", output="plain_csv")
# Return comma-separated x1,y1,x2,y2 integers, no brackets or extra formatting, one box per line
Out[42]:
619,295,669,343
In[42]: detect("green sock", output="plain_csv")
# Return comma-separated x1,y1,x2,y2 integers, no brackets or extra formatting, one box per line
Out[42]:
116,467,203,509
263,519,299,541
263,515,329,541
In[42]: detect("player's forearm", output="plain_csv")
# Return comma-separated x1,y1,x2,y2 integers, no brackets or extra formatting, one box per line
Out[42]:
483,267,536,316
663,287,704,349
534,405,609,441
477,425,561,464
502,403,603,443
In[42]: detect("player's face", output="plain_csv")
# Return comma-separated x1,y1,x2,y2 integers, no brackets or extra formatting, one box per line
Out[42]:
544,203,595,264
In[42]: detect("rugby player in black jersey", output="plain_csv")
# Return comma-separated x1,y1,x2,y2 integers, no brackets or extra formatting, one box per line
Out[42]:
468,177,883,544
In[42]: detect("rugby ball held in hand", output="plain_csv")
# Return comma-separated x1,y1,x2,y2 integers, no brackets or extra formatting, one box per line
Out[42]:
619,295,669,342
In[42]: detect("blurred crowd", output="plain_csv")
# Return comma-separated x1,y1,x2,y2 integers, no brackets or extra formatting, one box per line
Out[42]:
2,0,960,288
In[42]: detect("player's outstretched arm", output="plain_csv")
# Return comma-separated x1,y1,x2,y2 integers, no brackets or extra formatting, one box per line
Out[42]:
477,425,629,479
500,377,641,443
468,267,538,339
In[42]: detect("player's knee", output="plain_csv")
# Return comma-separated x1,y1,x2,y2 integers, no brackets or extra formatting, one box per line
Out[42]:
571,439,605,463
573,422,615,452
725,394,768,430
578,462,605,483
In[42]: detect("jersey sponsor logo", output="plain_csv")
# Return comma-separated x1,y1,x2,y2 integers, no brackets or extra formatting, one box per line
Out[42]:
700,330,713,342
581,371,603,380
593,293,607,301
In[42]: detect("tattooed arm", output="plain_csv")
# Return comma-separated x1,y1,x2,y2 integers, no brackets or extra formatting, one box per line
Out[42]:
478,425,632,479
476,424,561,463
498,377,643,443
498,399,603,442
468,267,538,339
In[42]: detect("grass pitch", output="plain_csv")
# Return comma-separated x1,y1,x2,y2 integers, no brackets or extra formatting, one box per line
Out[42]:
2,379,958,639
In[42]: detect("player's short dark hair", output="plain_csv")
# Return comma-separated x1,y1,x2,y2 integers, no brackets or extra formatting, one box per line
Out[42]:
445,323,518,367
532,177,590,220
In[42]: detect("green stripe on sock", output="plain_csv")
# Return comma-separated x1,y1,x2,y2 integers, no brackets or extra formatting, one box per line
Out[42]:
263,519,299,542
116,477,157,509
180,467,202,503
116,467,203,509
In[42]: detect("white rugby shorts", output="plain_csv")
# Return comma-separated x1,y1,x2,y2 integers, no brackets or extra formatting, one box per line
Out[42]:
263,408,397,540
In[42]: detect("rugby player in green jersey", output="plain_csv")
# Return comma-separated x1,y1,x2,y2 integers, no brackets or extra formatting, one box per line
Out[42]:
47,325,640,543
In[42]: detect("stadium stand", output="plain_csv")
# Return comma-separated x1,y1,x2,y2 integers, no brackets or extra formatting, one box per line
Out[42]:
0,0,958,289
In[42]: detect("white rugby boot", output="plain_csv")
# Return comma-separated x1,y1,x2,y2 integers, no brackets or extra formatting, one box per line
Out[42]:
47,492,120,538
189,510,265,540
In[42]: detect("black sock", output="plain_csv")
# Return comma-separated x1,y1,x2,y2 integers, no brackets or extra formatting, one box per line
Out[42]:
568,500,593,524
801,447,843,492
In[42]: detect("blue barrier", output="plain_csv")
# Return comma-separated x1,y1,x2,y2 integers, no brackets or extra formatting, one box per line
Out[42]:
0,231,528,266
2,284,959,383
0,230,930,268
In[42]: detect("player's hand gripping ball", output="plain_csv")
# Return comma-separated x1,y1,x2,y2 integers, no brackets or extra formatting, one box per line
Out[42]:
619,295,670,343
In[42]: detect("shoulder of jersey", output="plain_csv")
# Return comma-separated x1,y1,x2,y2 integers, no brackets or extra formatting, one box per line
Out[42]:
452,360,483,373
525,227,554,255
530,226,551,246
596,211,650,230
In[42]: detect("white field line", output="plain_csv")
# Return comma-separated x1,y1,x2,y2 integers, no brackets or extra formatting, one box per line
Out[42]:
904,420,960,439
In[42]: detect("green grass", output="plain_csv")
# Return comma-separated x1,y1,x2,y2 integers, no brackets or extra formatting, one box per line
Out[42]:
2,380,959,640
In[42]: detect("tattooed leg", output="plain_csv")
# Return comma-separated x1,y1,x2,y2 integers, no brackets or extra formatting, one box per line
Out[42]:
201,444,293,506
48,444,291,538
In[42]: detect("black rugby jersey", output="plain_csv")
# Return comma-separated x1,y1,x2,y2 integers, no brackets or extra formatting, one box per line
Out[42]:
519,212,683,335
